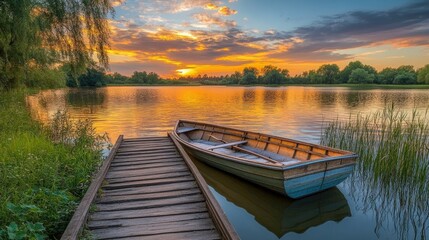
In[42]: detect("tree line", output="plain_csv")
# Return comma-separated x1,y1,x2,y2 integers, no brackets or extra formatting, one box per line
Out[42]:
69,61,429,87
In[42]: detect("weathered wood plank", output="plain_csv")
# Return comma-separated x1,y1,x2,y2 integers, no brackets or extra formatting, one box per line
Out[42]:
88,212,211,229
123,137,169,142
118,230,220,240
116,149,178,156
103,175,195,190
119,143,175,148
90,202,207,221
109,161,185,172
113,153,180,160
105,172,192,185
110,157,183,167
97,188,201,204
105,165,189,179
102,181,197,196
117,146,176,153
95,193,204,211
91,218,216,239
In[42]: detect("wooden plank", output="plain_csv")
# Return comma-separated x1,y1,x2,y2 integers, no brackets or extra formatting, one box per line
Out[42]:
95,193,204,211
117,146,176,153
91,218,216,239
105,165,189,179
115,152,180,162
109,161,185,172
105,172,191,185
61,135,124,240
169,133,239,240
102,181,197,196
90,202,207,221
110,157,183,167
97,188,201,204
112,153,180,162
123,137,169,141
116,149,178,156
117,230,220,240
88,212,211,229
120,142,175,147
103,175,195,190
206,140,248,150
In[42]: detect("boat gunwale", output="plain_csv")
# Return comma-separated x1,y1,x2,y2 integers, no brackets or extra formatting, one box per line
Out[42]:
173,120,358,171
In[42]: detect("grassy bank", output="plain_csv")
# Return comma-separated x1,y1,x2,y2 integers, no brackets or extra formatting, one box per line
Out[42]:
0,90,107,239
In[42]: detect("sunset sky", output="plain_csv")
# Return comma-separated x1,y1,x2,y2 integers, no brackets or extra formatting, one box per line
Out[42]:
108,0,429,77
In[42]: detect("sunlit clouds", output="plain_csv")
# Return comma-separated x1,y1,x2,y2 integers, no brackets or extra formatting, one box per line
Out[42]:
108,0,429,77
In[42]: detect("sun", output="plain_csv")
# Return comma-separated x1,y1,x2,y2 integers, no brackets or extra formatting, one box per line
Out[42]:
176,68,194,76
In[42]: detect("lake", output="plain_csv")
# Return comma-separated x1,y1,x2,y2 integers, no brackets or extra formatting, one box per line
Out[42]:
28,86,429,240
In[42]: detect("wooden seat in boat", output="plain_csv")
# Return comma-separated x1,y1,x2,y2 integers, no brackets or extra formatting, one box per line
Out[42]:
206,140,248,150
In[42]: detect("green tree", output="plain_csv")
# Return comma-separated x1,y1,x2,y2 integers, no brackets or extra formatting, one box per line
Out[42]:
339,61,364,83
393,72,417,84
78,68,107,87
0,0,113,89
261,65,288,84
417,64,429,84
146,72,160,84
317,64,340,84
348,68,375,84
378,67,398,84
131,71,148,84
240,72,257,85
243,67,259,76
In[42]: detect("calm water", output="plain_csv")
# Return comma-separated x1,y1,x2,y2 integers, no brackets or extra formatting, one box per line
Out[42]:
28,86,429,240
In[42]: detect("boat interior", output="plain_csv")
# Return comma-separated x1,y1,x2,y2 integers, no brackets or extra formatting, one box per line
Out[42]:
176,121,348,166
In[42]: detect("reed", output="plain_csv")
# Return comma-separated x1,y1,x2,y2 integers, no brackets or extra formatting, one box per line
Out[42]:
321,104,429,239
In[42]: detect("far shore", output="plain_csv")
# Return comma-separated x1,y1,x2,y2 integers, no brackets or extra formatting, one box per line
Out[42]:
105,83,429,89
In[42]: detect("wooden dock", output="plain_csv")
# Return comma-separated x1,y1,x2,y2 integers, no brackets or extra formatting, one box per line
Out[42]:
61,135,238,240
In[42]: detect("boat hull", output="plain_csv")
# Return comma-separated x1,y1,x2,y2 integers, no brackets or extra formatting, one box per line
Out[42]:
172,120,357,199
180,141,355,199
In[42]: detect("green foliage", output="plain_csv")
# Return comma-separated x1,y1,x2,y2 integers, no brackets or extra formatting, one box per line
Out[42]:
0,90,108,237
243,67,259,76
348,68,375,84
339,61,377,83
22,67,66,89
316,64,340,84
417,64,429,84
0,0,113,89
77,68,107,87
261,65,289,84
240,71,258,85
393,72,416,84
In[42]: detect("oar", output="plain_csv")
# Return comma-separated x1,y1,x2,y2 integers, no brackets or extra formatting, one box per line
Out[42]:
209,135,282,165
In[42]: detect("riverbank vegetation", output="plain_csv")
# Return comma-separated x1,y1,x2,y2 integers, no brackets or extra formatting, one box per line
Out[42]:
321,105,429,239
0,90,108,238
62,62,429,88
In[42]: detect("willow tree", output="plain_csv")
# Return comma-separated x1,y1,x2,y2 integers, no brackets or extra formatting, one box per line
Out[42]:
0,0,113,89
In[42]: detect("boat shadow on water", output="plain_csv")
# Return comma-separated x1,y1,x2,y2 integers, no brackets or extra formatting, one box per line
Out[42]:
192,159,352,238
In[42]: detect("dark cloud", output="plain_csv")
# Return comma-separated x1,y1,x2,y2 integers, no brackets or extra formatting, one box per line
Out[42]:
271,1,429,61
109,61,178,76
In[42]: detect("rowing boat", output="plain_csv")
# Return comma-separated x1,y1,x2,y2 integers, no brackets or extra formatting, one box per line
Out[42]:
171,120,358,199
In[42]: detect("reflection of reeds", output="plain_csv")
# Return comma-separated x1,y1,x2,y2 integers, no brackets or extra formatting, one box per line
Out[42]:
321,104,429,239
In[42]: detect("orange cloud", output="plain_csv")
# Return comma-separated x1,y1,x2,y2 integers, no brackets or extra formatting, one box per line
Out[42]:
218,6,237,15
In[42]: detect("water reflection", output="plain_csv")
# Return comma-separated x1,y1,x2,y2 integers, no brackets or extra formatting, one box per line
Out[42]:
27,86,429,239
194,160,351,238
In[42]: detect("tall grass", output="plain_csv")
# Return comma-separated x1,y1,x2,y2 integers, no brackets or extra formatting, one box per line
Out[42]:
321,104,429,239
0,90,108,239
